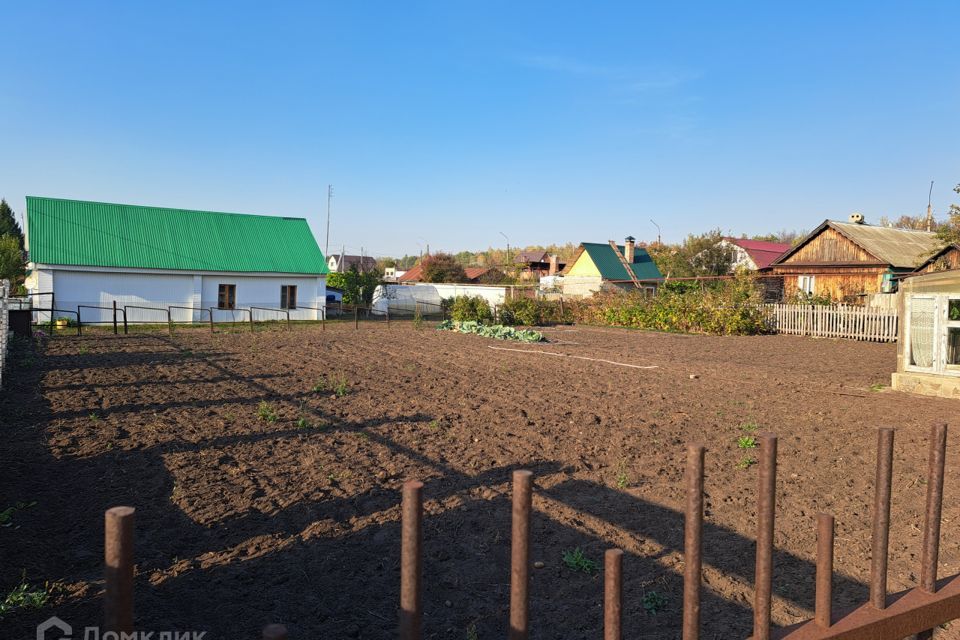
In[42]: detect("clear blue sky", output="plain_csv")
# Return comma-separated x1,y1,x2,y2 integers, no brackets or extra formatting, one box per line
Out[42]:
2,1,958,258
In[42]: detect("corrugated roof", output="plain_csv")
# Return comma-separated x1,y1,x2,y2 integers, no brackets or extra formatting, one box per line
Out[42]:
828,221,942,268
724,238,792,269
26,196,328,274
580,243,662,281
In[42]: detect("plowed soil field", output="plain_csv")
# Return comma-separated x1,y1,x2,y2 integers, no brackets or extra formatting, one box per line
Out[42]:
2,323,958,639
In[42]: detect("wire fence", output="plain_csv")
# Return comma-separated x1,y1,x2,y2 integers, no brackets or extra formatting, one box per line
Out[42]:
0,280,9,388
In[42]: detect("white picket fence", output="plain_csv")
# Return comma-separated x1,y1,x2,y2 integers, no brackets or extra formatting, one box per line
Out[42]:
762,303,899,342
0,279,10,388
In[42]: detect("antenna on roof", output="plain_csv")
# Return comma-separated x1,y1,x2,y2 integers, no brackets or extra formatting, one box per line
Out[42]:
926,180,935,232
325,185,333,257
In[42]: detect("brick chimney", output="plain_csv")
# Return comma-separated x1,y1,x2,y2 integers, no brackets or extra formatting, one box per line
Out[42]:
624,236,636,263
548,254,559,276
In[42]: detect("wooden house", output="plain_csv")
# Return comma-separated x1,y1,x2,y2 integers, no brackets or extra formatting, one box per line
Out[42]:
768,214,956,302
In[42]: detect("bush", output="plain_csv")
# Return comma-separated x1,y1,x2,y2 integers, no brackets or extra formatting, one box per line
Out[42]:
498,298,572,326
448,295,493,323
570,275,768,335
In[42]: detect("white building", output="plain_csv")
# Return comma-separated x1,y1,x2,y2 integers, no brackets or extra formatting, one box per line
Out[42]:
25,197,328,324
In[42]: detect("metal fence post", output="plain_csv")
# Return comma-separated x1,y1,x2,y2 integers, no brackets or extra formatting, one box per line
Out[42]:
815,513,834,628
400,480,423,640
604,549,623,640
509,470,533,640
167,308,173,335
870,428,894,610
753,433,778,640
683,443,706,640
104,506,135,633
113,300,118,335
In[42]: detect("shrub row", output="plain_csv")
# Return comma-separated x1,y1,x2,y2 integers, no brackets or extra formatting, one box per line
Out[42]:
569,276,768,335
443,295,571,327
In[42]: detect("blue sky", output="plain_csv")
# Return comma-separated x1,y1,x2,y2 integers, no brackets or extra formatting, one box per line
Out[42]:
1,1,958,258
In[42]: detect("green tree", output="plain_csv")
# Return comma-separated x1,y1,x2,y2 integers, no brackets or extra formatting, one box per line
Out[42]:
327,267,381,304
935,184,960,247
421,252,467,283
647,229,736,278
0,199,24,250
0,235,26,285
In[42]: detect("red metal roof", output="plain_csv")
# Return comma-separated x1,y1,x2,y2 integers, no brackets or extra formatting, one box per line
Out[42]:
725,238,792,269
396,264,492,283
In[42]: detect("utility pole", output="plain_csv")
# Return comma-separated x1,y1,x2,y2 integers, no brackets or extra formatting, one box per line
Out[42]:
926,181,935,232
325,185,333,258
650,219,662,246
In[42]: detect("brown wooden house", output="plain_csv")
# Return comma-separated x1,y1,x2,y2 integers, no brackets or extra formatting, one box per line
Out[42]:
768,215,959,302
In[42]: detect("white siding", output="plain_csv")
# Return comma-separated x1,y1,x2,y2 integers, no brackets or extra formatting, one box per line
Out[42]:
56,271,194,324
38,267,326,324
201,274,325,321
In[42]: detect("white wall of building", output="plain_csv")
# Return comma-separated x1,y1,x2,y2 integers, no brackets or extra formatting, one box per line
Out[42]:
31,265,326,324
373,283,508,313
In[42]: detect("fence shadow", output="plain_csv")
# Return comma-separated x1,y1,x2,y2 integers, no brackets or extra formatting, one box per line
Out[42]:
0,331,874,640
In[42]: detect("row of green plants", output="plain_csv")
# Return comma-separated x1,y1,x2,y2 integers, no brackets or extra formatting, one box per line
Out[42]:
437,320,545,342
569,276,769,335
443,295,572,326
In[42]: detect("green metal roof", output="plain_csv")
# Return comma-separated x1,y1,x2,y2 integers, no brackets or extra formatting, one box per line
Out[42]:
581,242,662,281
26,196,329,275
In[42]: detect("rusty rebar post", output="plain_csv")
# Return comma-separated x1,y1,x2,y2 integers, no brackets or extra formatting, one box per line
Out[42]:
262,623,288,640
917,424,948,640
104,506,135,633
604,549,623,640
870,428,894,610
399,480,424,640
753,433,778,640
509,470,533,640
921,423,948,593
354,304,359,329
815,513,834,628
683,443,706,640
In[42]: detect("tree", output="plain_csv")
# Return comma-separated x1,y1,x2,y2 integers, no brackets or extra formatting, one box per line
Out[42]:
935,184,960,247
0,199,24,250
750,229,806,245
647,229,736,278
421,252,467,283
0,235,25,285
877,214,938,231
327,267,381,304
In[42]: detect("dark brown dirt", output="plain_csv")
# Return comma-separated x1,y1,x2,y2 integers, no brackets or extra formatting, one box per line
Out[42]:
2,323,959,639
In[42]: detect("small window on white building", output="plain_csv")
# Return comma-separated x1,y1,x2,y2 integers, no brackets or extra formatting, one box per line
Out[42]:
909,297,936,368
948,300,960,369
280,285,297,310
797,275,815,296
218,284,236,310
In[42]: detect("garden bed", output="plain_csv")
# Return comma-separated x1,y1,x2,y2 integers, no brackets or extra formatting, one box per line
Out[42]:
1,324,958,639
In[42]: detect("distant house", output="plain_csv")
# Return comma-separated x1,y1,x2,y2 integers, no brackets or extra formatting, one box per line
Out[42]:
559,236,662,297
398,264,501,284
327,254,377,273
720,238,791,271
914,244,960,274
514,251,565,280
768,214,959,301
382,266,407,282
24,196,329,323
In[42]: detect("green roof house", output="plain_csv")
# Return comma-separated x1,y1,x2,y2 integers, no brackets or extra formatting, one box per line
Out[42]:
558,236,662,297
25,197,329,323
